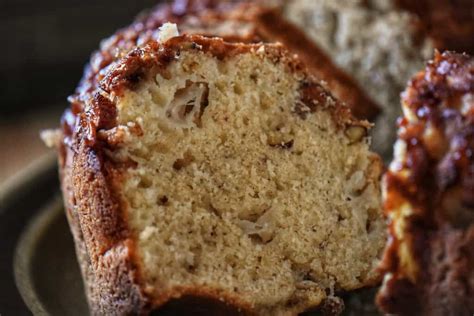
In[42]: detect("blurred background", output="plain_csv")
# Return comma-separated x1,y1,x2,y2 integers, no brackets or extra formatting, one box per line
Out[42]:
0,0,156,184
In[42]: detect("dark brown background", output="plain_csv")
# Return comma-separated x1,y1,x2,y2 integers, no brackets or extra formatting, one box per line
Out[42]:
0,0,157,117
0,0,159,184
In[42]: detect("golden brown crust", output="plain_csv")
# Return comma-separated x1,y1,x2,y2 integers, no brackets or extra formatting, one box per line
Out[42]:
101,36,271,96
376,51,474,316
60,141,149,315
76,34,364,146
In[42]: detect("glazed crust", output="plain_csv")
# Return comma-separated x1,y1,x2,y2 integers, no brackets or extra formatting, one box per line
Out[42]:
376,51,474,316
61,32,365,315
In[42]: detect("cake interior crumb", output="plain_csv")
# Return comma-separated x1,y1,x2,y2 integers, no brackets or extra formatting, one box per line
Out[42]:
106,48,385,314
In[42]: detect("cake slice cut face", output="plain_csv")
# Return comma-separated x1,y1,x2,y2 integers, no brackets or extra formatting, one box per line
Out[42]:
65,35,385,315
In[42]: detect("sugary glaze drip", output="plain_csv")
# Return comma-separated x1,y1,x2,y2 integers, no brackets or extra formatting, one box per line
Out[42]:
377,51,474,315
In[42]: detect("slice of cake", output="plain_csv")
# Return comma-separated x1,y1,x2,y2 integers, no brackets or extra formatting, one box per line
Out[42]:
376,51,474,315
59,30,385,314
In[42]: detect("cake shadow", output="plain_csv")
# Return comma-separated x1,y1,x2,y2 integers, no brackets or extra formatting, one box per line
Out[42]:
14,197,89,316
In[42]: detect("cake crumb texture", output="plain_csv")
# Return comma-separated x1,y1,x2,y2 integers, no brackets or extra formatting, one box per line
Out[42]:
62,35,385,315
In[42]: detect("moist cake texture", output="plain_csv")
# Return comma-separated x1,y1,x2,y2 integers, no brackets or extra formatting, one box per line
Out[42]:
59,32,385,315
376,51,474,316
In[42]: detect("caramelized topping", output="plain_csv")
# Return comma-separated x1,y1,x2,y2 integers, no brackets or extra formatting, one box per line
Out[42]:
377,51,474,315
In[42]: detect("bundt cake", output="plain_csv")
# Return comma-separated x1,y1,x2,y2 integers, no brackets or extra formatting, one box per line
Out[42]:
55,20,386,315
376,51,474,315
